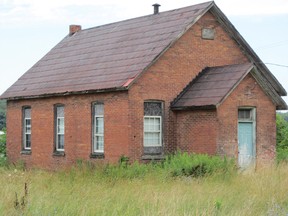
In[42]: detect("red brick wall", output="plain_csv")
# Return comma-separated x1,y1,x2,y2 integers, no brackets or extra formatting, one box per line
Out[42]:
6,92,129,169
175,110,217,154
128,11,248,160
7,11,275,168
217,73,276,164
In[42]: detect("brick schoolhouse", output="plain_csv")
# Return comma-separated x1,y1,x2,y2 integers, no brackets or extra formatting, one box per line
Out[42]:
1,2,286,169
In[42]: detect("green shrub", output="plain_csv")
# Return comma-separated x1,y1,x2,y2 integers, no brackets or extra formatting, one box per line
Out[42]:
163,152,235,178
103,161,158,180
69,152,235,180
0,156,7,167
276,148,288,164
276,114,288,150
0,128,6,157
276,114,288,163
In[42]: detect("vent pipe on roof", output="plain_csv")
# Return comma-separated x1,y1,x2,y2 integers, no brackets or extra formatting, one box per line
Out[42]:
69,25,82,36
152,3,161,14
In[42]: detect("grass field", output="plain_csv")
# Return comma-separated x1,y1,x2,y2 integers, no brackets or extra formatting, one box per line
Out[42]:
1,157,288,216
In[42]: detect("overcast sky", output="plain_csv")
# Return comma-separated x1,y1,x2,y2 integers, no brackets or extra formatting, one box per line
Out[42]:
1,0,288,105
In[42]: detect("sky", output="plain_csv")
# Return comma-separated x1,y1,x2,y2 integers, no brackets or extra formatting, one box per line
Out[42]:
1,0,288,105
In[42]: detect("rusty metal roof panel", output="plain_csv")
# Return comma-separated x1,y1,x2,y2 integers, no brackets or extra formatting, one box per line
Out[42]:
1,2,213,99
171,63,253,109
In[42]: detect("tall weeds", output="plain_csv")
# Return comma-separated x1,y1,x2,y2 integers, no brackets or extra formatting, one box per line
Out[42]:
0,154,287,215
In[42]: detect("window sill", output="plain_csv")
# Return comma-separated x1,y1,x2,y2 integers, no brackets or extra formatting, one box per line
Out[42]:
142,154,165,161
53,151,65,157
90,153,105,159
21,150,31,155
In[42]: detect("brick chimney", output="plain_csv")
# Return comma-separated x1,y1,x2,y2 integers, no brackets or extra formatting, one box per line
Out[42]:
69,25,82,36
152,3,161,14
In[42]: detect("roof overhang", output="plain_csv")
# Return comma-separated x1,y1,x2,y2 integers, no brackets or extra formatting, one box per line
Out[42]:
171,64,287,111
209,2,287,97
0,87,128,101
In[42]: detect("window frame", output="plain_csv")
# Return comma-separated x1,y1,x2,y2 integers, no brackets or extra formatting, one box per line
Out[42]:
143,101,163,148
143,115,162,147
237,107,257,168
238,108,255,122
22,106,31,150
54,105,65,152
92,102,104,154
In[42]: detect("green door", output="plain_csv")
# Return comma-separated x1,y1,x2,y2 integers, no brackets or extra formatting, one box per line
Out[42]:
238,122,254,168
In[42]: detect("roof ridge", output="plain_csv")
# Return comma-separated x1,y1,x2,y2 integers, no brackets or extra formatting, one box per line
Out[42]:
80,1,214,33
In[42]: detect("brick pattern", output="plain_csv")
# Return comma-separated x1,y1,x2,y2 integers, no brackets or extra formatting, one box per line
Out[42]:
6,12,277,168
217,74,276,165
7,92,129,169
127,12,248,161
176,110,217,154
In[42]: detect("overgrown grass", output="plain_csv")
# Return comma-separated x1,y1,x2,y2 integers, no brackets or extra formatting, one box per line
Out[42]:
0,154,288,215
277,148,288,164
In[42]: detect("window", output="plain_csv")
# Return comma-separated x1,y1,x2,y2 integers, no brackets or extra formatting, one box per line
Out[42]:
144,102,163,147
23,107,31,150
238,109,253,121
55,105,64,151
93,103,104,153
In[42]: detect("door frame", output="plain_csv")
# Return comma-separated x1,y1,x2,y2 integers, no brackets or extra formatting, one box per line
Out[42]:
237,107,256,169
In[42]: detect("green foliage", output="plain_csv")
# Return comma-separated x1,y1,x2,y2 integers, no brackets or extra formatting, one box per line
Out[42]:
163,152,235,178
0,100,6,130
276,148,288,163
0,112,6,131
0,128,6,157
103,161,158,180
96,153,235,180
118,154,130,168
1,162,288,215
0,100,6,112
276,113,288,162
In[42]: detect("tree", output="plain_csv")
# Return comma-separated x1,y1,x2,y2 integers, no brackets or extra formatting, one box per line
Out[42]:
276,113,288,162
276,114,288,149
0,128,6,157
0,112,6,131
0,100,6,131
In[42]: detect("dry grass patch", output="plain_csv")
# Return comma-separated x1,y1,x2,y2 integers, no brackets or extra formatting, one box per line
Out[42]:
0,159,288,215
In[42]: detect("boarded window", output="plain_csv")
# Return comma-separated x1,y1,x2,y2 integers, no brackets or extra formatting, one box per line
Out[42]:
202,28,215,40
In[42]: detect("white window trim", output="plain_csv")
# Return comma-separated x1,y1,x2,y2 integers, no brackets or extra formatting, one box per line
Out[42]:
56,116,64,151
143,115,162,147
24,116,31,150
94,115,104,153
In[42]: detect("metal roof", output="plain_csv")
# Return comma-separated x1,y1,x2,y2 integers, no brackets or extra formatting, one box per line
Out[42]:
172,63,253,109
0,2,213,99
171,63,287,110
0,1,286,100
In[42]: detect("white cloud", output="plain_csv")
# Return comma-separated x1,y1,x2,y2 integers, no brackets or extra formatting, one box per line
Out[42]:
1,0,287,27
